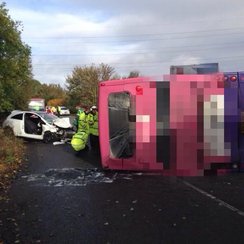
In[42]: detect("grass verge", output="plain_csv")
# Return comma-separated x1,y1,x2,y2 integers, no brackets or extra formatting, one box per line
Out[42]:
0,128,25,191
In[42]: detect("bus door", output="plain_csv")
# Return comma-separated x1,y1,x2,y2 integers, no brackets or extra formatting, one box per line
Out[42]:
99,79,145,170
99,80,125,170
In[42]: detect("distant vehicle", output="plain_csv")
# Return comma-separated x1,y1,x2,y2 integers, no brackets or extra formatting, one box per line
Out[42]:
57,106,70,115
3,110,73,142
28,98,45,111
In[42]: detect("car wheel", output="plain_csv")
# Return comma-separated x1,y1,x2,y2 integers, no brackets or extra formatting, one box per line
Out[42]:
43,131,53,143
3,126,14,137
59,129,66,139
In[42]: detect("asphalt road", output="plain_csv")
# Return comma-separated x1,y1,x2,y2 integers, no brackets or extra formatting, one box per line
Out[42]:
1,140,244,244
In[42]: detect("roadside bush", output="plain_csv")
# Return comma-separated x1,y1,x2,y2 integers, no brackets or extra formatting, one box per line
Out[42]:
0,112,10,127
0,129,25,190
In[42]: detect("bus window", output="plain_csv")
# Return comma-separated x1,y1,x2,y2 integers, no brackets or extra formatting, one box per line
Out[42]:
108,92,135,158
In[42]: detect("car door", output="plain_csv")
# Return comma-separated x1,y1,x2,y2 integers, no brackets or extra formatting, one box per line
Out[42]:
22,112,44,140
9,112,24,136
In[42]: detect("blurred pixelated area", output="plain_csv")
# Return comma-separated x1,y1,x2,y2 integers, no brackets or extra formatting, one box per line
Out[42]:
168,74,230,176
99,73,239,176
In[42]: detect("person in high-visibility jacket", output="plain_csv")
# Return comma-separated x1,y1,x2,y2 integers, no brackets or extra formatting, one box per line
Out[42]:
73,107,84,132
87,105,99,152
51,106,57,115
77,109,90,134
71,107,90,152
71,131,89,152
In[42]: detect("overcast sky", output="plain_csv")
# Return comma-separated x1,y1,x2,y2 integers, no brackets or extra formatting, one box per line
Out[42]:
4,0,244,86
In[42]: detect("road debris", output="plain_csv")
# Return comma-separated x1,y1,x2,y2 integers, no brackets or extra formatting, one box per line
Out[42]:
21,168,145,187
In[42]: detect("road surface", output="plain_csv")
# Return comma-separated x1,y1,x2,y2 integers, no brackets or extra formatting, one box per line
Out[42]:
1,140,244,243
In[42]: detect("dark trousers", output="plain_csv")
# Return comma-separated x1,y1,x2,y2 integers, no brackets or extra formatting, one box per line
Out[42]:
90,134,100,153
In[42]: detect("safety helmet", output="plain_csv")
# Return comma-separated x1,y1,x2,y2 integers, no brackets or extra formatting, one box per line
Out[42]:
90,105,97,110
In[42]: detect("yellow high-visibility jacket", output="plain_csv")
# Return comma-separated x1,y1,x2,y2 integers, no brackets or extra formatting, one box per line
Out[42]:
71,111,90,151
77,111,89,134
87,112,99,136
71,131,88,151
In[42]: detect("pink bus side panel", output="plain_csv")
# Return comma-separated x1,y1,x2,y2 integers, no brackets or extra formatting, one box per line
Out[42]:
99,75,231,176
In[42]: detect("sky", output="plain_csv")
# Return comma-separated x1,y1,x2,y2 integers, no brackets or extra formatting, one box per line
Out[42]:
4,0,244,86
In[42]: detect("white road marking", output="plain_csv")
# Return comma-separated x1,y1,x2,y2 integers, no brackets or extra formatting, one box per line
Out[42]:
182,180,244,217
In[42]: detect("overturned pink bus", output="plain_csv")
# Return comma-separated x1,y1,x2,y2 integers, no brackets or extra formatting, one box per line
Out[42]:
98,74,232,176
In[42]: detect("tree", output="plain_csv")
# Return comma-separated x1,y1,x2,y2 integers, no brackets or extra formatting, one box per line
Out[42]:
23,80,67,106
99,63,115,81
37,83,67,104
28,79,42,97
0,2,32,112
128,70,140,78
65,63,115,109
47,98,65,107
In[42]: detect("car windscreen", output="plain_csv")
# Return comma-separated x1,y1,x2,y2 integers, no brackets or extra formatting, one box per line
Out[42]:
37,113,58,124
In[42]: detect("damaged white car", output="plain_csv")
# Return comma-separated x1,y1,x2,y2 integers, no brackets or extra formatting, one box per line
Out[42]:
2,110,74,143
